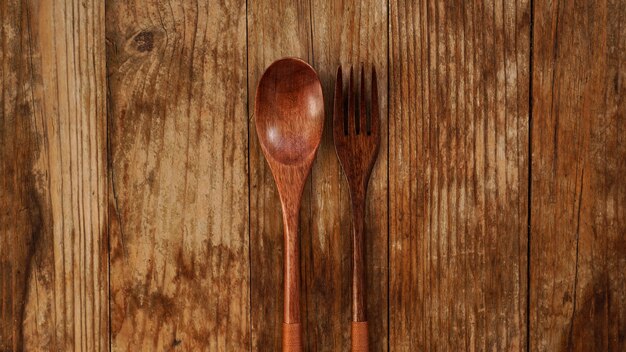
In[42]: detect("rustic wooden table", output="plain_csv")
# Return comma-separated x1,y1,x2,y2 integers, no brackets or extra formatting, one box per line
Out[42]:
2,1,625,351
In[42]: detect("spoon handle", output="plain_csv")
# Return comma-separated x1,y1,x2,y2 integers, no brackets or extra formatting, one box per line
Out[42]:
282,203,302,351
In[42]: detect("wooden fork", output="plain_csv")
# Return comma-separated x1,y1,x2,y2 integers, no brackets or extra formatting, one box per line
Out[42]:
333,65,380,352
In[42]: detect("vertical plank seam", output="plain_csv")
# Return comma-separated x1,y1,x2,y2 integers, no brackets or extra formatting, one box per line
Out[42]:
527,0,534,350
386,0,391,351
104,7,117,348
245,0,252,350
106,46,113,352
566,166,584,349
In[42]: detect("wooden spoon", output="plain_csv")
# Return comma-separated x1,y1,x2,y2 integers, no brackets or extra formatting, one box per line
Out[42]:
255,57,324,352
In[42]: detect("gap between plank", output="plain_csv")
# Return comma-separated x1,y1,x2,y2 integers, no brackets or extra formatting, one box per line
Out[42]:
526,0,535,351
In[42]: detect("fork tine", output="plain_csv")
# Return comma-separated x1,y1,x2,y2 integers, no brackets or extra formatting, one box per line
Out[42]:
370,66,379,136
348,66,356,135
359,65,366,135
333,66,344,138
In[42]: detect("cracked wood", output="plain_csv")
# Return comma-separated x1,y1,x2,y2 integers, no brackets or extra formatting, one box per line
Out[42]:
106,0,249,350
0,1,108,350
531,0,626,350
1,0,625,351
389,0,530,350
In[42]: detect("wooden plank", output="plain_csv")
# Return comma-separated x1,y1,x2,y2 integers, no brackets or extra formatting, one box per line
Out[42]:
309,2,388,350
0,1,108,351
530,0,626,350
106,1,249,350
247,2,312,350
249,3,388,349
389,0,530,350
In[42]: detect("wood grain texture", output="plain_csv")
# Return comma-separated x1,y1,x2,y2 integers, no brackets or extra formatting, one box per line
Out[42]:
255,58,325,352
310,2,389,351
333,65,382,351
530,0,626,350
333,66,381,324
389,0,530,350
249,2,388,350
248,2,313,350
2,0,626,350
106,0,249,350
1,1,108,351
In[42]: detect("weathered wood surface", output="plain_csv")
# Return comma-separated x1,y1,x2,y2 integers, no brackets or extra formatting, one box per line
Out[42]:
389,0,530,350
530,0,626,350
1,1,108,351
106,0,249,350
249,2,388,350
247,2,313,350
310,2,389,351
1,0,625,351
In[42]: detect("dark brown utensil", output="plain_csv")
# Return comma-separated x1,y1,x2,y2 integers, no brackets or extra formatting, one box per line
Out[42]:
333,66,380,352
255,57,324,352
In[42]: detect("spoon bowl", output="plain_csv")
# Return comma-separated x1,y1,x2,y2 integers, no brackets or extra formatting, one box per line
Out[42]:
254,57,324,352
256,58,324,166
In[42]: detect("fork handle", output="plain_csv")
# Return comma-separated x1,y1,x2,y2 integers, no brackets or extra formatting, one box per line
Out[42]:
351,196,368,351
352,321,369,352
351,196,367,322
